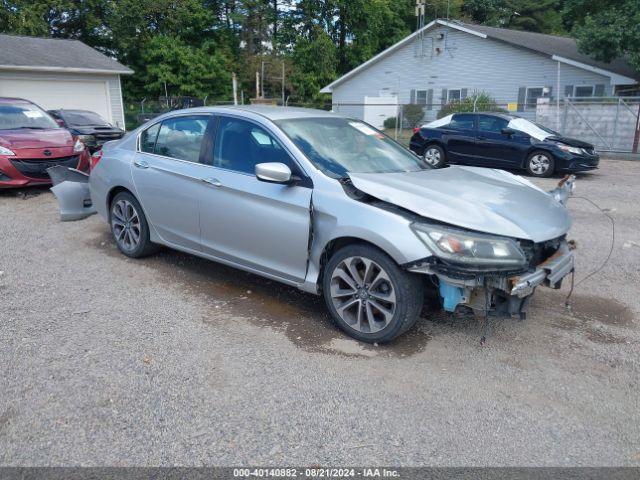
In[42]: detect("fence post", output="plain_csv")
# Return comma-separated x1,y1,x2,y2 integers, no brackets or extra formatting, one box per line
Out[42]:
612,98,620,151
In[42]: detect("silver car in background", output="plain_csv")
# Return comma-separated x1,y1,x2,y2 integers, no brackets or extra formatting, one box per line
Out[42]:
51,106,576,343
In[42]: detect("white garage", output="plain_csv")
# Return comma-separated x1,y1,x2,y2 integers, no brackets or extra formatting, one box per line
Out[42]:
0,34,132,128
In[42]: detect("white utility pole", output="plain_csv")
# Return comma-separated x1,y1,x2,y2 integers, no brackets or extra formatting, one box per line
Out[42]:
232,72,238,106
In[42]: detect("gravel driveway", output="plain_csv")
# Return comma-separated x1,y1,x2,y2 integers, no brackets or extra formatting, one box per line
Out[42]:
1,160,639,466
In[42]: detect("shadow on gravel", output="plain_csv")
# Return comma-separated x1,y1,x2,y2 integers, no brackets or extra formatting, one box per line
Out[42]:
87,224,635,356
0,185,50,199
88,228,433,358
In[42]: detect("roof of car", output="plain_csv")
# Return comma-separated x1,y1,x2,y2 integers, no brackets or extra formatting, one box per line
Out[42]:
173,105,340,121
0,34,133,74
0,97,33,104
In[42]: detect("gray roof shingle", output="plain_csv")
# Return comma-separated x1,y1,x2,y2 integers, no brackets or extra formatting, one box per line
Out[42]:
458,22,638,81
0,34,133,74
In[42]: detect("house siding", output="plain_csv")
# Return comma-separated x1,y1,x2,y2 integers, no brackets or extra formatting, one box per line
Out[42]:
0,70,125,127
331,26,612,122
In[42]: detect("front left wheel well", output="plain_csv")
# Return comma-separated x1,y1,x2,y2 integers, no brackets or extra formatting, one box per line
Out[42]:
317,237,397,291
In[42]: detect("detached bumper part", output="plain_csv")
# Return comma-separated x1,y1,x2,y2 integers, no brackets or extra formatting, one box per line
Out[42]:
47,166,97,221
510,245,574,298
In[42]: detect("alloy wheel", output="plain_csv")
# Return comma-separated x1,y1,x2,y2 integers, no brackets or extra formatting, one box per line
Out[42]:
329,256,397,334
111,199,141,252
424,147,441,166
529,154,550,175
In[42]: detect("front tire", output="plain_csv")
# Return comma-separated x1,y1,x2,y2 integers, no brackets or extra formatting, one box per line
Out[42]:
322,244,423,343
423,144,446,168
110,191,159,258
525,151,555,177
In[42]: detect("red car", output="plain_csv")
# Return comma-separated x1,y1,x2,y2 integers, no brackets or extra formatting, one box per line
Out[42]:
0,97,90,188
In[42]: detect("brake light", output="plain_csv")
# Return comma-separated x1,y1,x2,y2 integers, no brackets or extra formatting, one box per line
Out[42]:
90,150,103,172
413,127,420,134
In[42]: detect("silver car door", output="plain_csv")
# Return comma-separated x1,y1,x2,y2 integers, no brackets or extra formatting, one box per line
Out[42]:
131,115,213,251
198,115,312,283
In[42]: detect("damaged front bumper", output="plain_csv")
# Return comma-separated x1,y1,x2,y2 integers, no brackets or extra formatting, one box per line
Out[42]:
47,166,96,221
408,239,574,317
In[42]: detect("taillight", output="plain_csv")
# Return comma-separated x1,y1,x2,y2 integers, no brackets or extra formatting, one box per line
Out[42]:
412,127,420,134
90,150,103,172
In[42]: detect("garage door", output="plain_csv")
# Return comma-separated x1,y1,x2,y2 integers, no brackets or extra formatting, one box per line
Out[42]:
0,78,111,123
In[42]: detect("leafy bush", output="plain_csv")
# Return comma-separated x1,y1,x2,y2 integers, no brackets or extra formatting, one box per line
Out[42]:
437,91,506,118
383,117,397,129
403,104,425,127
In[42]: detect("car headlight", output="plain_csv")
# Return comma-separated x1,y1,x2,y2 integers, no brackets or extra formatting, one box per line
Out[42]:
0,145,16,156
558,145,584,155
411,223,527,267
77,134,96,145
73,138,86,153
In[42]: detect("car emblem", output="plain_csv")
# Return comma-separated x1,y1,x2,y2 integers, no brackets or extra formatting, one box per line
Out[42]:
43,149,52,157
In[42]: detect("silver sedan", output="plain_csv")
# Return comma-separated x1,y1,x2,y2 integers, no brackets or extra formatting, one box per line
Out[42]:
50,106,576,343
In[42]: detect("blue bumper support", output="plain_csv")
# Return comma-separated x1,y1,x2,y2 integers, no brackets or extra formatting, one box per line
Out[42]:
439,281,464,312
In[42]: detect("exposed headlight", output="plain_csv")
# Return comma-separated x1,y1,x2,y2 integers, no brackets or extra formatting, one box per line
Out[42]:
412,223,527,267
558,145,584,155
73,138,86,153
77,134,96,146
0,145,16,156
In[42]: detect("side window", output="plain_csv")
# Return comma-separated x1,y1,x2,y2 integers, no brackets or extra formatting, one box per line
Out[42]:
449,114,475,130
140,122,161,153
478,115,509,133
213,117,294,174
153,115,210,162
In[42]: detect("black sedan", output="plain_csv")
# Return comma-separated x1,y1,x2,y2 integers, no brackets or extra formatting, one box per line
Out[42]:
409,112,599,177
48,109,125,153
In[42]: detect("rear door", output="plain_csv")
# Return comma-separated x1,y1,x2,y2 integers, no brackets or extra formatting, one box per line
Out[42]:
441,113,476,162
198,115,312,283
131,115,213,251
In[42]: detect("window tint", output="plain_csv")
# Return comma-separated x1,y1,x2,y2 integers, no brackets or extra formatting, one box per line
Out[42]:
154,116,209,162
140,123,161,153
214,117,293,174
478,115,509,133
449,114,475,130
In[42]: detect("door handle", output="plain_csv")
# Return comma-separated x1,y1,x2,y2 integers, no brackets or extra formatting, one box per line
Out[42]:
201,177,222,187
133,159,149,169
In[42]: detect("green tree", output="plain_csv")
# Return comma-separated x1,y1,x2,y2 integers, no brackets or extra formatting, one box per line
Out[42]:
289,27,337,102
141,35,232,99
564,0,640,72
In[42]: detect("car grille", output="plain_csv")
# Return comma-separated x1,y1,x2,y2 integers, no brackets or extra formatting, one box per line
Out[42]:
95,132,124,142
10,156,80,179
583,147,596,155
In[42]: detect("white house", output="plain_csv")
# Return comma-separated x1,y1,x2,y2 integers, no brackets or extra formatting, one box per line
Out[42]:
321,20,639,128
0,34,133,128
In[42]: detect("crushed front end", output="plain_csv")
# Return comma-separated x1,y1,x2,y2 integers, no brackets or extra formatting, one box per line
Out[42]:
406,231,574,319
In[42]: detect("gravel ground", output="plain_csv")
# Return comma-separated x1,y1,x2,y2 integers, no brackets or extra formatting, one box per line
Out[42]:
0,160,639,466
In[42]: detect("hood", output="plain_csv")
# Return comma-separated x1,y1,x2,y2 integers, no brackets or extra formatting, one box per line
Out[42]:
0,128,74,150
349,166,571,242
546,135,593,149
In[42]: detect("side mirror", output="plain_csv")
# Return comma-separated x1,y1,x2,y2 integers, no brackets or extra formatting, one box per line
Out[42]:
501,127,516,136
255,162,292,184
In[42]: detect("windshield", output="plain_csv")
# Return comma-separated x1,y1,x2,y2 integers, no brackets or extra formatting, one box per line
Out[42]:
508,117,556,140
0,103,60,130
276,117,428,177
61,110,109,126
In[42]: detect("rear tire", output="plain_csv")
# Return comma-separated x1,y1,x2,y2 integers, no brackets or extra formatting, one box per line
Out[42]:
109,191,159,258
423,144,446,168
322,244,423,343
525,151,555,177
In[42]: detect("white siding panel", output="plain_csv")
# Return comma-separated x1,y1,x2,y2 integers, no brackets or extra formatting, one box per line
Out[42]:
331,27,612,121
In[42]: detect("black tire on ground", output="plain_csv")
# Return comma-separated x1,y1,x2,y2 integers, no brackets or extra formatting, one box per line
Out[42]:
322,244,424,343
423,144,446,168
525,150,555,178
109,191,160,258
